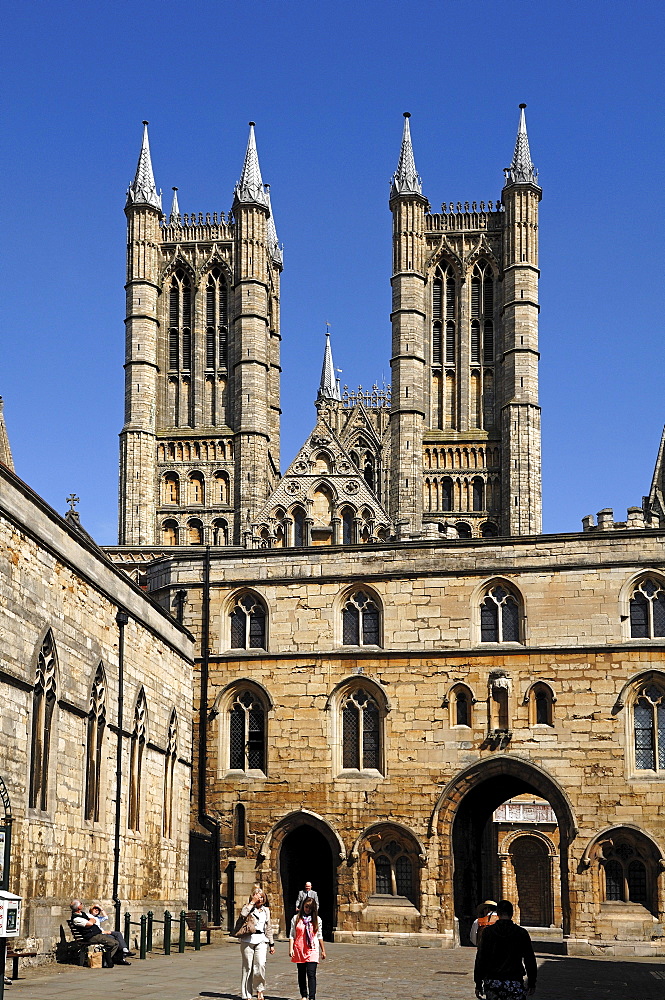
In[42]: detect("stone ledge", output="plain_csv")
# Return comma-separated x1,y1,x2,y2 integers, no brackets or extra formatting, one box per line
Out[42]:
333,929,455,948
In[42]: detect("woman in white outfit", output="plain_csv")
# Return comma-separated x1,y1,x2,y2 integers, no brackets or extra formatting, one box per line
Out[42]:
237,887,275,1000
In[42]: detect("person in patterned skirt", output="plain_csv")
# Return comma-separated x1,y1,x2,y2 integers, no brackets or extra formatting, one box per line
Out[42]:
474,899,537,1000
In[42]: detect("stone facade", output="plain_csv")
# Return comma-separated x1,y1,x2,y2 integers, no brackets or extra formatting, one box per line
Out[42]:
0,461,194,955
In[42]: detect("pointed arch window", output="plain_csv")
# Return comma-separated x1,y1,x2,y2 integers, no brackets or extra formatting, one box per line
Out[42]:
480,584,522,643
293,506,306,547
633,680,665,771
128,689,147,832
599,835,656,911
85,665,106,823
29,631,58,811
373,838,415,903
205,268,229,371
342,688,381,771
341,507,354,545
168,270,192,373
163,710,178,838
342,590,381,646
230,592,266,649
630,577,665,638
229,690,266,772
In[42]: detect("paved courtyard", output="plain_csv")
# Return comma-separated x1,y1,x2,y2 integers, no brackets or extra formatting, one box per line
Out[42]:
6,938,665,1000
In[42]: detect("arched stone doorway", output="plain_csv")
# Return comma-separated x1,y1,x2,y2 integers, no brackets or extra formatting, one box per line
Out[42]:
509,835,552,927
431,755,577,945
279,825,335,940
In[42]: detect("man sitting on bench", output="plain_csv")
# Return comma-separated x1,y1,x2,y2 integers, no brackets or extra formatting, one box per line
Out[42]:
70,900,128,967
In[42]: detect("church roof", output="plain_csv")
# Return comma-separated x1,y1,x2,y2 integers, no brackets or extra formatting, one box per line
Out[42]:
390,112,422,199
234,122,269,208
126,121,162,211
504,104,538,186
0,397,14,472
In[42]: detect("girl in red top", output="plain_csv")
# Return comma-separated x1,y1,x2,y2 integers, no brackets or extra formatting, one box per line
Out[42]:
288,896,326,1000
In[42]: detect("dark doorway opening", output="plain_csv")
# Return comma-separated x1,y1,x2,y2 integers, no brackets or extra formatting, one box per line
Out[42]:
452,775,559,944
279,824,335,940
189,832,214,913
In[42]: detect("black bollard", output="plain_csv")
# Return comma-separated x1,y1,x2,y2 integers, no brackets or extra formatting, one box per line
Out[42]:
124,911,131,950
194,910,201,951
164,910,171,955
178,910,186,953
139,914,147,960
147,910,153,952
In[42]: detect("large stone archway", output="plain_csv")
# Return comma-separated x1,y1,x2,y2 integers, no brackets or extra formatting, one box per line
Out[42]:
430,755,577,943
258,810,346,939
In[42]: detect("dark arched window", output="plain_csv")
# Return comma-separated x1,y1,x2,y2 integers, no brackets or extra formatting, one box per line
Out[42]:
230,593,266,650
633,680,665,771
342,688,381,770
128,688,147,832
234,802,246,846
472,477,484,511
342,590,380,646
29,631,57,811
531,682,554,727
341,507,354,545
454,687,471,727
481,521,498,537
372,838,416,905
600,836,656,912
85,664,106,823
480,584,521,643
229,690,266,772
205,269,229,370
456,522,472,539
442,477,453,511
168,270,192,372
293,507,306,547
630,578,665,638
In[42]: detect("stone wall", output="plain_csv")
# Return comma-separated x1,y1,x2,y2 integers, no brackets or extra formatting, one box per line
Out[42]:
0,464,194,956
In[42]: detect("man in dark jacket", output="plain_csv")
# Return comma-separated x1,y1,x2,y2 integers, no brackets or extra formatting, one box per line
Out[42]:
474,899,537,1000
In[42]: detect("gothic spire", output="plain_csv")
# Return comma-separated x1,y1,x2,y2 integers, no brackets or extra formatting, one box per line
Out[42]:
234,122,269,208
390,112,422,198
505,104,538,186
0,397,15,472
126,121,162,211
317,329,341,402
265,185,283,267
170,186,180,222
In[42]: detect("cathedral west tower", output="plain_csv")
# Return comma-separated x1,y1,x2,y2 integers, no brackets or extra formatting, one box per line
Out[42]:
119,122,283,546
390,106,542,537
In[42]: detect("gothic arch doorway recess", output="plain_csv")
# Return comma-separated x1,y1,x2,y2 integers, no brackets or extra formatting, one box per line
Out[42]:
267,812,343,941
431,756,576,945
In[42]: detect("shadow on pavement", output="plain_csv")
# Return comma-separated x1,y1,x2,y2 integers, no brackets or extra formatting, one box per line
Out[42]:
199,994,293,1000
536,954,665,999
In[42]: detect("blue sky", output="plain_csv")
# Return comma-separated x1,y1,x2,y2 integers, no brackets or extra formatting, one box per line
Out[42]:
3,0,664,543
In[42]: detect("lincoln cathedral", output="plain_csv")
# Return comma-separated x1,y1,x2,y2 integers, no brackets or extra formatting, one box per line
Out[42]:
2,106,665,965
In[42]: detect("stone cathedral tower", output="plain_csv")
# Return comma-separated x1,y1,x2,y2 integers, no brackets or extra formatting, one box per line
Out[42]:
119,122,283,546
390,106,542,538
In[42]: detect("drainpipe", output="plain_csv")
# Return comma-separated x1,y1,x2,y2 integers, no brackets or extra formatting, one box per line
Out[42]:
198,546,221,925
113,610,129,931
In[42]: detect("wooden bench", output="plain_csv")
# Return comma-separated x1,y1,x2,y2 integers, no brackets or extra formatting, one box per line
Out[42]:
6,949,38,980
185,910,223,945
66,919,112,967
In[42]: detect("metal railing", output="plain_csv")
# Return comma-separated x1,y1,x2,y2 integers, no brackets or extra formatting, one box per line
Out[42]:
122,909,210,958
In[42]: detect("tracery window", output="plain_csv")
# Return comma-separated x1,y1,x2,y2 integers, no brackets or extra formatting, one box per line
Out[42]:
29,631,58,811
205,268,229,370
85,664,106,823
229,690,266,772
168,269,192,372
163,710,178,838
630,577,665,638
480,584,521,643
128,689,147,832
601,841,652,909
230,592,266,649
633,680,665,771
342,688,381,771
342,590,380,646
373,839,415,903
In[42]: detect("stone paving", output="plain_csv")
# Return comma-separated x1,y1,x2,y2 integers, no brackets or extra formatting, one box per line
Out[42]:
6,938,665,1000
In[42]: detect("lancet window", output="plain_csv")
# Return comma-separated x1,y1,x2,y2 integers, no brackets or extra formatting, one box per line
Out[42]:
128,688,147,832
85,664,106,823
163,710,178,838
341,688,381,771
205,268,229,371
29,631,58,811
168,269,192,372
432,265,456,369
470,262,494,371
229,690,266,772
